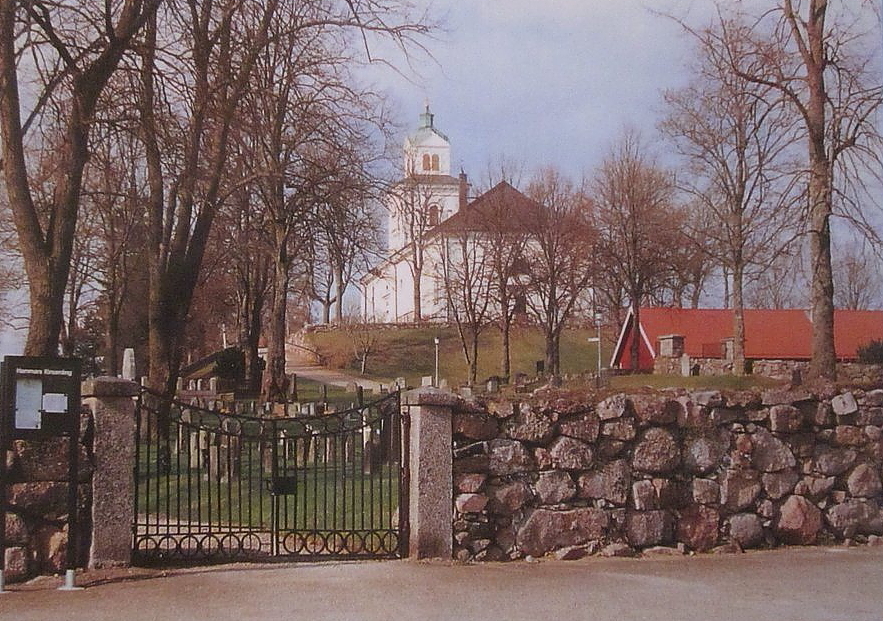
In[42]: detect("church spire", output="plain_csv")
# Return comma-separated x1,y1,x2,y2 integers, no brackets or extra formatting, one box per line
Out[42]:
419,100,434,129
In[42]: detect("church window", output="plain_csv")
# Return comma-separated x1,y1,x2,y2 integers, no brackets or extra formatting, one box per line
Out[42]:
431,154,439,171
422,153,431,170
428,204,439,226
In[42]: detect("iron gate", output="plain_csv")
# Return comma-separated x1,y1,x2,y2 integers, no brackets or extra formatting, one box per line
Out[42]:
132,387,408,565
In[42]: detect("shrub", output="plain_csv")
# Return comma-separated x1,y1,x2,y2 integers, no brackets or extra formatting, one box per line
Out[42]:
857,339,883,364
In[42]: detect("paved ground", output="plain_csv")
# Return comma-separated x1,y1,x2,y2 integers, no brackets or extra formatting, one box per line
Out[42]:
3,547,882,621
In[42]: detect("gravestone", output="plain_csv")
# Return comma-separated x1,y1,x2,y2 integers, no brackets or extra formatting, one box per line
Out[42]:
122,348,136,380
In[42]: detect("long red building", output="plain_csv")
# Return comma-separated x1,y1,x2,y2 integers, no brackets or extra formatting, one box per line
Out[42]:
611,307,883,371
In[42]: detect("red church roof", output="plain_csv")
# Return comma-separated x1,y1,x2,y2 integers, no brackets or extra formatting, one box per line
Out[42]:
612,307,883,370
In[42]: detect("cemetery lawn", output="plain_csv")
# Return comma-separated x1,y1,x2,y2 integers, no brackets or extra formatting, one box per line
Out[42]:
137,451,400,534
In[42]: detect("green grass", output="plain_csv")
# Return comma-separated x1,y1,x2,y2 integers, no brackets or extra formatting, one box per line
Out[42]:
292,378,355,407
311,325,607,387
310,325,797,392
136,444,400,533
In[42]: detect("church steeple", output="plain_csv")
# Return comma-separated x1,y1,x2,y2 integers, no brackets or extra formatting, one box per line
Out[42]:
419,101,434,129
404,102,451,176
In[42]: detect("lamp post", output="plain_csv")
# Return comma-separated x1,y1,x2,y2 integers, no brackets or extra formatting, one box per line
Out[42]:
587,312,603,388
434,336,440,387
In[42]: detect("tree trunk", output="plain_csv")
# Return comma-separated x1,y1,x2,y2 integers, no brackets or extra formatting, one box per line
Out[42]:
105,304,120,376
807,161,836,379
732,262,746,377
544,328,559,377
412,267,423,322
335,264,345,324
238,283,264,394
500,319,511,380
469,330,479,386
263,254,290,403
803,0,836,380
629,304,642,372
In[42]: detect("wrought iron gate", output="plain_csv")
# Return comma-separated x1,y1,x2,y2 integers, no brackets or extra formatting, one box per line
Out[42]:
132,388,408,565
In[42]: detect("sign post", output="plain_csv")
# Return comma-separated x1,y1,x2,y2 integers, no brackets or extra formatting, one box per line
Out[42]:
0,356,82,592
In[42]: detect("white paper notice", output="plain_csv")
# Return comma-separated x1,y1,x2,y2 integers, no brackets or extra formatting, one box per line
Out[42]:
15,377,43,429
42,393,68,414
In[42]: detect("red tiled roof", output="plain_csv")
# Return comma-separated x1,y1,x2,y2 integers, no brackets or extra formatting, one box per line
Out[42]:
618,307,883,364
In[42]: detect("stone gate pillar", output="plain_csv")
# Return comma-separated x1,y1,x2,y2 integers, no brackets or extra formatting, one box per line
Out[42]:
404,387,457,560
82,377,139,568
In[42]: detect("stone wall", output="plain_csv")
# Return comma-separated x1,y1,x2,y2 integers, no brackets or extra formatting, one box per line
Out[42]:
452,387,883,561
3,411,93,581
653,356,883,385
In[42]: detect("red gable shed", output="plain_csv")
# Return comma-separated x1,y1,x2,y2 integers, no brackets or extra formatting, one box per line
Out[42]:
612,307,883,371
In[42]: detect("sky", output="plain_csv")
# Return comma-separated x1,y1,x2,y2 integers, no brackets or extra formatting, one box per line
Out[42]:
373,0,722,183
1,1,881,356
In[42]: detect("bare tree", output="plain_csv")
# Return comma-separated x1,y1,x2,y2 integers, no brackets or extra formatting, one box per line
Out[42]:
730,0,883,378
525,169,595,377
137,1,283,399
834,241,881,310
662,13,802,375
746,250,808,309
593,131,682,371
0,0,160,356
437,227,494,386
481,184,533,380
388,177,447,322
226,185,272,393
342,308,378,375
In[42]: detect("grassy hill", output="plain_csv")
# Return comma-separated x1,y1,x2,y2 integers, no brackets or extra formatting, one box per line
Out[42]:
306,324,788,393
308,325,606,388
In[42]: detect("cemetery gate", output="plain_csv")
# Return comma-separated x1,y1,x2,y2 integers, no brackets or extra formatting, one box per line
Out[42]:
132,387,408,565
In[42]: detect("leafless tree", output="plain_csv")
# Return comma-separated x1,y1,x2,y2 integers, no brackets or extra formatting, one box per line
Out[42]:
136,1,283,399
480,184,533,380
223,181,272,393
437,227,494,386
0,0,161,356
662,12,803,375
729,0,883,378
525,168,596,377
746,250,808,309
834,241,881,310
342,308,378,375
593,131,682,372
388,177,448,322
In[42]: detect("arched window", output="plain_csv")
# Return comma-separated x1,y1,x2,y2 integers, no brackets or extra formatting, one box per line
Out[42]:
431,154,440,171
428,204,439,226
422,153,431,170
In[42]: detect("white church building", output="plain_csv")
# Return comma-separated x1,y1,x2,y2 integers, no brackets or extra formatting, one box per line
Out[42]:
361,106,541,323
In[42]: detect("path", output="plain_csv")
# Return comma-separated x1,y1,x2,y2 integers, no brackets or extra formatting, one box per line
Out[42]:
4,547,882,621
285,362,385,393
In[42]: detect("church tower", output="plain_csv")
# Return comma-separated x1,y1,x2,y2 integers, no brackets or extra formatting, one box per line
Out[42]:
404,104,452,176
388,105,460,252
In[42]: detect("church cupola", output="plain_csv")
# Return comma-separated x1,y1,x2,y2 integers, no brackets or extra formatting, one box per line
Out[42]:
404,102,451,177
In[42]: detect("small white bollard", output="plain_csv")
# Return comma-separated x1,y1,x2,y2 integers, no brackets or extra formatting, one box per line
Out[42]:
57,568,83,591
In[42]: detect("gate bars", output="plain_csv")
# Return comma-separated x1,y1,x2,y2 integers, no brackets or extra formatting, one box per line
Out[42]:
132,388,408,564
